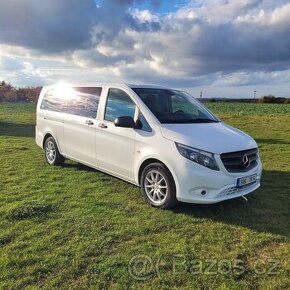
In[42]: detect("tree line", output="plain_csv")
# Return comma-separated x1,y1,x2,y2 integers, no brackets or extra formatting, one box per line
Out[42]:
1,80,289,103
258,95,290,104
0,81,42,102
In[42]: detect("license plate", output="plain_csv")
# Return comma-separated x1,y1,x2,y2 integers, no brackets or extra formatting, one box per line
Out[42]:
237,174,257,187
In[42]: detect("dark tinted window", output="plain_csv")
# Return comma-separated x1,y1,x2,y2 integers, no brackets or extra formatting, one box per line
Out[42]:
40,88,67,112
171,94,199,116
105,88,135,122
67,87,102,118
133,88,219,124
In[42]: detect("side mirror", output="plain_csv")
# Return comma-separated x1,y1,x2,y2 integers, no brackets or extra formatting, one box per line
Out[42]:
114,116,136,128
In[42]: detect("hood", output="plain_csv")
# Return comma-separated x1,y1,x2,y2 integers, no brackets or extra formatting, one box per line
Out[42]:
160,122,257,154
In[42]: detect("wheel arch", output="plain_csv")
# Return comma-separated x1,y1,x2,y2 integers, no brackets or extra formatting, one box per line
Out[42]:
42,132,62,154
42,133,53,149
137,157,177,190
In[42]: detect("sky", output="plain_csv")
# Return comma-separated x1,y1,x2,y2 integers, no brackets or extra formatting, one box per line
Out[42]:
0,0,290,98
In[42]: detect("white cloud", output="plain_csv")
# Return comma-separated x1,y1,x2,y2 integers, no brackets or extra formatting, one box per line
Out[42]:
0,0,290,97
236,2,290,26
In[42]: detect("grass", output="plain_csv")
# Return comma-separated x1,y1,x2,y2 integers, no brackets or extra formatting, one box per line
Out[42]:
0,102,290,289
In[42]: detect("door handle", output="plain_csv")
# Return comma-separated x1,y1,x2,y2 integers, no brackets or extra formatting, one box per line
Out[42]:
85,120,94,126
98,122,108,129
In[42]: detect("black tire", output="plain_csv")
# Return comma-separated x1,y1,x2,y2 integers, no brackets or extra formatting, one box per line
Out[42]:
44,136,65,166
140,162,177,209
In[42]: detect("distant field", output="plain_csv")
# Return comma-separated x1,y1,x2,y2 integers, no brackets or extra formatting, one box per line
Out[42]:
0,102,289,289
206,102,290,115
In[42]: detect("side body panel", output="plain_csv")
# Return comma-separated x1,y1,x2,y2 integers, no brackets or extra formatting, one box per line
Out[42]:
95,86,138,181
63,114,97,166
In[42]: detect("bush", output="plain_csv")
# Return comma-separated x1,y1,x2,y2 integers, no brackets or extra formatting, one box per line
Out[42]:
0,80,42,102
259,95,275,103
259,95,287,104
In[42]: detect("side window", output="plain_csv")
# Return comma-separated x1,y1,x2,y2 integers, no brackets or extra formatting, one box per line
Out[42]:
40,89,66,112
67,87,102,119
138,112,152,132
105,88,136,122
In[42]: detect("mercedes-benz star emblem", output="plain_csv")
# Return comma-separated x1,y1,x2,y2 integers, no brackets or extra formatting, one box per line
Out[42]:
242,154,250,167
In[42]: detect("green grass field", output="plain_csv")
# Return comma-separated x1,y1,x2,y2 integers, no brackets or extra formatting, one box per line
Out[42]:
0,102,289,289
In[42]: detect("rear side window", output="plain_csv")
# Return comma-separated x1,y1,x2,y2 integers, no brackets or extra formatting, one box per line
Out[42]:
105,88,136,122
67,87,102,119
40,88,66,112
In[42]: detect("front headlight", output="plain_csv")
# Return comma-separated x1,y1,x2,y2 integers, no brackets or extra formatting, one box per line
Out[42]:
175,143,219,171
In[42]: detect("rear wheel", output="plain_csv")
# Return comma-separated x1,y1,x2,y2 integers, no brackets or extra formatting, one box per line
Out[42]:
141,162,177,209
44,137,64,166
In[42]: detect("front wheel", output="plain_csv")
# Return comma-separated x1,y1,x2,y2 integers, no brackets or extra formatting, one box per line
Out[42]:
44,137,65,166
141,162,177,209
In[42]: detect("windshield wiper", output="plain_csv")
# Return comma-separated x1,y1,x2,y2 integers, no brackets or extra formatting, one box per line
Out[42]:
190,118,220,123
161,118,220,124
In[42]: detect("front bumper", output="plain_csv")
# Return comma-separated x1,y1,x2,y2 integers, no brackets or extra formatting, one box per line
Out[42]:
175,157,262,204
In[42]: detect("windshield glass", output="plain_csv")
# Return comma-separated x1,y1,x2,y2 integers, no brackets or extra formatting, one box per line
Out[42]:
132,88,220,124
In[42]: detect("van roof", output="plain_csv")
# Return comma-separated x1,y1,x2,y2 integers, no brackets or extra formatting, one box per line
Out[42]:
43,83,170,90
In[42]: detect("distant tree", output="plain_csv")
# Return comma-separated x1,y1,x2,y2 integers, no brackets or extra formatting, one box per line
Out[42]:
0,81,15,102
259,95,287,104
0,80,42,102
16,87,42,102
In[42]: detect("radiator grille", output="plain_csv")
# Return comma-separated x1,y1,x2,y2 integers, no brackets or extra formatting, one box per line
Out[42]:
220,148,258,173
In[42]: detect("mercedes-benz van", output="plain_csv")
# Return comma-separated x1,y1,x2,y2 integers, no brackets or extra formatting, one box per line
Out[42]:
36,83,262,208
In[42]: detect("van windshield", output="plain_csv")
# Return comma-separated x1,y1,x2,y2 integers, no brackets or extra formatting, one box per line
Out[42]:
132,88,220,124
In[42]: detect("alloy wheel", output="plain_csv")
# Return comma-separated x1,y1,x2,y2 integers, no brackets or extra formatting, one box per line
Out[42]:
46,140,56,164
144,169,168,205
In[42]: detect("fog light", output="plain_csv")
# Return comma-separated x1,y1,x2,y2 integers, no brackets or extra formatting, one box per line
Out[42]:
201,190,207,196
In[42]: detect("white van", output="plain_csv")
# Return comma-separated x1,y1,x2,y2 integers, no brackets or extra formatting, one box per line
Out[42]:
36,83,262,208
